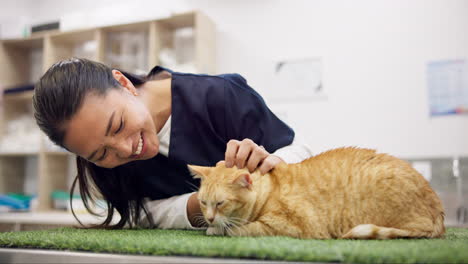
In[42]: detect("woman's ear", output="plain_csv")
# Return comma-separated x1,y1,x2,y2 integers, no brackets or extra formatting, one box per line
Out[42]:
112,69,138,96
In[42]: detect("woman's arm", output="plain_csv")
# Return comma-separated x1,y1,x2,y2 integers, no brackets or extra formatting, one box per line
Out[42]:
139,192,206,229
271,133,313,164
186,192,205,227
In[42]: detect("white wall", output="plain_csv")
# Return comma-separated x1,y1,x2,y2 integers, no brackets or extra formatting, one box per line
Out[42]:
0,0,34,37
2,0,468,158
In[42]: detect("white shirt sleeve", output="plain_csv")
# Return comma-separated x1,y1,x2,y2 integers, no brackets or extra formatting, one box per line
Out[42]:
271,132,313,164
139,192,206,230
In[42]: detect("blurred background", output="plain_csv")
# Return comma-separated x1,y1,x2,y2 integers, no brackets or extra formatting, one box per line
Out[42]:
0,0,466,230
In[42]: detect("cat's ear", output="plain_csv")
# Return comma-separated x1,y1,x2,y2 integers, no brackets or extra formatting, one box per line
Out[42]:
233,173,252,189
187,165,210,180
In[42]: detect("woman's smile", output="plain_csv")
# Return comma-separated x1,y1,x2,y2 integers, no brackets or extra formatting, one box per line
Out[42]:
131,132,146,158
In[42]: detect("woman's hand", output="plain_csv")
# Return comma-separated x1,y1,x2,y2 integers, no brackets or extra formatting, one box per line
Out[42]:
224,139,283,175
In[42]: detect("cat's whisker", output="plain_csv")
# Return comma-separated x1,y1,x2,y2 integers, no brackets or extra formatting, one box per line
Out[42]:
227,223,241,232
234,223,249,237
225,218,250,236
225,225,233,235
193,213,204,218
193,213,205,220
224,219,239,234
227,219,244,227
194,218,205,226
229,216,248,223
230,218,251,237
221,221,229,234
184,181,200,192
194,218,206,226
193,214,208,226
228,218,248,229
229,217,250,226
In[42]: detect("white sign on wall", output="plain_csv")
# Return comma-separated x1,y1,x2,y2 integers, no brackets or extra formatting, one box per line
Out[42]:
427,59,468,116
269,58,325,102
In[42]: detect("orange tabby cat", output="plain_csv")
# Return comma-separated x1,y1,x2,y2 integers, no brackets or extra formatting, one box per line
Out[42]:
188,147,445,239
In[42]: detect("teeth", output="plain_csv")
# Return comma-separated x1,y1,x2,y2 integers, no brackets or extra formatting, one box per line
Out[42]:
134,135,143,155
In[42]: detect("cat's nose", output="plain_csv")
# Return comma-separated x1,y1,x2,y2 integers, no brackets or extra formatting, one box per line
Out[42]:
207,217,215,223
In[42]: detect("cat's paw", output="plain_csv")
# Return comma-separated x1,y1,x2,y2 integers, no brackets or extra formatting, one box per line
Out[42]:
206,226,225,236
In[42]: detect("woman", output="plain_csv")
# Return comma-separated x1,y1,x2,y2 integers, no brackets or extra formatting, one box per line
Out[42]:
33,58,312,229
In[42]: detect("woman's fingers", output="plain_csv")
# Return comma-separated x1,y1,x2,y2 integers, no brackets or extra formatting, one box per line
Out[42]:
225,140,240,167
258,155,283,175
235,139,256,169
246,146,269,172
225,139,272,173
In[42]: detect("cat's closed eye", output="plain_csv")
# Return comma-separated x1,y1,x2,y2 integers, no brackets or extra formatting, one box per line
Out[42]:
216,201,224,207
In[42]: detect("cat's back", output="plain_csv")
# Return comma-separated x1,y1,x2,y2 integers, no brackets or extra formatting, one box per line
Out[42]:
268,147,387,212
271,146,440,206
277,147,386,185
263,147,444,239
297,147,415,182
303,146,387,169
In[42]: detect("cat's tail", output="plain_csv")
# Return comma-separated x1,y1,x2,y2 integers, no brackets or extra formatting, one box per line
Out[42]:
342,224,411,239
430,210,446,238
342,216,445,240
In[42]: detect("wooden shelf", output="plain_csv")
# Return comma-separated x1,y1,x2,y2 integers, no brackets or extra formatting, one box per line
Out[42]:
3,90,34,101
102,20,151,33
0,152,39,157
2,35,44,49
0,43,43,88
43,151,69,156
49,28,96,44
158,11,195,29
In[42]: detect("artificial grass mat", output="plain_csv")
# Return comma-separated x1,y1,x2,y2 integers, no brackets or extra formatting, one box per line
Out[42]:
0,227,467,263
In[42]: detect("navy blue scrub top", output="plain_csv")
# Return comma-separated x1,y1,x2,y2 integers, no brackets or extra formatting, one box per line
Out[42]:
109,66,295,200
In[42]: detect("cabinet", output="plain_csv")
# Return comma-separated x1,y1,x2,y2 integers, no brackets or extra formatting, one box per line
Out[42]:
0,11,215,229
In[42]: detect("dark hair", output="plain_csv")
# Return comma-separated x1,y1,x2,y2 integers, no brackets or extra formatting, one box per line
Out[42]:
33,58,152,229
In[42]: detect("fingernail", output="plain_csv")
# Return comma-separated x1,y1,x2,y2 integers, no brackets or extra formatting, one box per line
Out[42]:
226,161,232,167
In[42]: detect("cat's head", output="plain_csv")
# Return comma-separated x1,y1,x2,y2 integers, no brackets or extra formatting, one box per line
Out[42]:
188,161,257,228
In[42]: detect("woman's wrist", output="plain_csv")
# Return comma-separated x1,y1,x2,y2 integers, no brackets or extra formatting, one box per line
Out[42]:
187,192,206,227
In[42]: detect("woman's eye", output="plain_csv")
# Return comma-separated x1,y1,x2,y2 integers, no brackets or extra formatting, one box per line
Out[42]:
115,118,124,134
98,148,107,161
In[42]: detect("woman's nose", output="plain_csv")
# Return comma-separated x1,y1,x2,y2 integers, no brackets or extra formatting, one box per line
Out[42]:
111,136,134,159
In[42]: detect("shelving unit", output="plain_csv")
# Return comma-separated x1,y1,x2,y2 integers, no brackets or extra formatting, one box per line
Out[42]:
0,11,215,231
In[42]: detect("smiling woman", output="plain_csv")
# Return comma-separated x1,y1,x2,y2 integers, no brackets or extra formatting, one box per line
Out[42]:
32,58,312,229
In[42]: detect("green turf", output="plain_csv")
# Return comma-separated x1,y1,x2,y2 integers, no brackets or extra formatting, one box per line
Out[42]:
0,227,467,263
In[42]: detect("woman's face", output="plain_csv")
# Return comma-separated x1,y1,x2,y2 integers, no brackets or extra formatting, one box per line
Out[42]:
63,75,160,168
